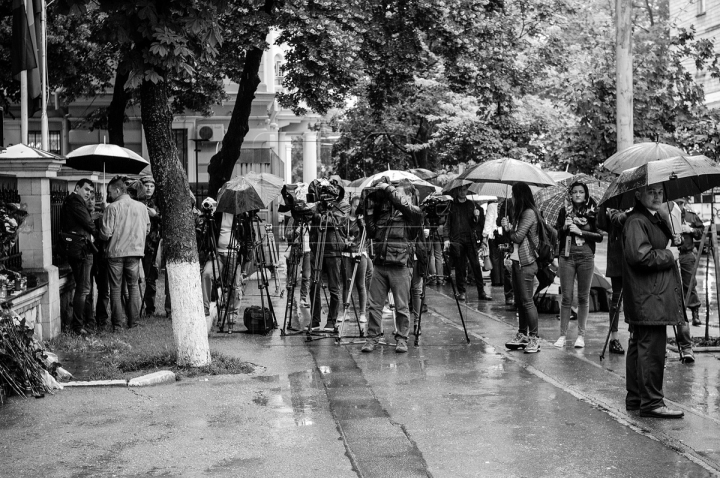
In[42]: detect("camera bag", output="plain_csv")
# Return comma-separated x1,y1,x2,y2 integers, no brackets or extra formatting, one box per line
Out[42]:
243,305,273,334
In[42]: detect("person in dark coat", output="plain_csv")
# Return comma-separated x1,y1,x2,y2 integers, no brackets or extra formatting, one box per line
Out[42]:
674,197,705,326
444,184,491,302
597,205,627,354
60,178,97,335
622,184,685,419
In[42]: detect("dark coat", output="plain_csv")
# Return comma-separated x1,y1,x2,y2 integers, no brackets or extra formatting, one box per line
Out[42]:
366,184,423,267
597,206,627,278
60,193,96,240
555,205,603,255
309,199,349,257
621,202,685,326
444,198,484,244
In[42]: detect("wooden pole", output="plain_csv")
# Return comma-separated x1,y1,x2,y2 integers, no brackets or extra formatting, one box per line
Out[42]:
616,0,633,153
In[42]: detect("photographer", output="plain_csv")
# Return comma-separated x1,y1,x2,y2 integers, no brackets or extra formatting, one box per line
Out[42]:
444,184,492,302
308,179,350,331
361,177,422,354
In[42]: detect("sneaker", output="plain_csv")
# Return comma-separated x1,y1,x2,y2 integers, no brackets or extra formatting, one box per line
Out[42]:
682,350,695,364
574,336,585,348
524,336,541,354
554,336,566,348
300,298,310,308
609,339,624,355
359,314,367,324
506,332,529,350
361,338,379,353
396,338,408,353
457,293,467,302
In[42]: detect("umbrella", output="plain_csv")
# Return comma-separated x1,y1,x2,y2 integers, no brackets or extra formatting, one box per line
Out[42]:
458,157,557,188
603,142,685,174
592,267,611,289
468,182,542,197
216,171,285,215
599,155,720,210
66,144,149,175
356,170,438,200
0,143,64,160
408,168,437,181
442,178,473,193
534,174,611,226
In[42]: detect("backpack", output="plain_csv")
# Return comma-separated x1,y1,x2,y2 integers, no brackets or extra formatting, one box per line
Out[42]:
243,306,273,334
529,210,558,269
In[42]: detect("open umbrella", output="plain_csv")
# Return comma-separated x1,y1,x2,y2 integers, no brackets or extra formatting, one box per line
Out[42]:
66,144,149,175
356,170,438,200
441,178,473,193
546,171,574,183
216,171,285,215
599,155,720,210
0,143,64,161
603,142,685,174
534,174,610,226
458,157,557,188
408,168,437,181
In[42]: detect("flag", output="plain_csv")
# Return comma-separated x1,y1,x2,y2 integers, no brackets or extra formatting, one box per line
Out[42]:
11,0,41,114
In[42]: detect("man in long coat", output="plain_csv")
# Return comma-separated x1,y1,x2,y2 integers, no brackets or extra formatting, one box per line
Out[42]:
622,184,685,419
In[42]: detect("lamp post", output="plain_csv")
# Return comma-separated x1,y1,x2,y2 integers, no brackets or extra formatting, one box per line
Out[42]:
191,138,208,195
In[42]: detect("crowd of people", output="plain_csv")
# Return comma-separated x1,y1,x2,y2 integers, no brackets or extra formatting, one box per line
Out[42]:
61,172,706,419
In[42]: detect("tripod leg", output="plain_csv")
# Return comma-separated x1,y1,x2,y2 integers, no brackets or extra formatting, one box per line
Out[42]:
600,291,622,361
441,241,470,343
414,255,433,347
282,248,299,335
307,216,328,335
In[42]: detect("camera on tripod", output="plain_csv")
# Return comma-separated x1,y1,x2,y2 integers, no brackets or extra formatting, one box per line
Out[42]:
421,193,453,227
307,178,344,207
201,197,217,215
279,183,315,222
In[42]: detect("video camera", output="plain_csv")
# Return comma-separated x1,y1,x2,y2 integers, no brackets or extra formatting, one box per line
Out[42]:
421,193,453,227
307,178,344,205
201,197,217,215
278,182,316,222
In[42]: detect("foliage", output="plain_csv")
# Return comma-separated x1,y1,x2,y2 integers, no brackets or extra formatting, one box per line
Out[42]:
0,202,27,258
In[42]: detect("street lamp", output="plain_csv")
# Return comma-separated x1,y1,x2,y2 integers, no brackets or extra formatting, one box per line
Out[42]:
191,138,208,195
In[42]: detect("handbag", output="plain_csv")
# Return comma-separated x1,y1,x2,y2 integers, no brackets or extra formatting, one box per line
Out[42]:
483,255,493,271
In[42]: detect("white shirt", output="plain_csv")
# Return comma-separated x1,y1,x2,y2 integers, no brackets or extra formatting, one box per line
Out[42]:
217,213,234,253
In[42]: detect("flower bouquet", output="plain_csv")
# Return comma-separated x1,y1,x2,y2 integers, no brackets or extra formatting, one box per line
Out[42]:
0,202,27,259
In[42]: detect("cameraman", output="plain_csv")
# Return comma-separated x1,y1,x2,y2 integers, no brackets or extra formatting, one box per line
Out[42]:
444,184,492,302
308,180,350,331
361,177,423,354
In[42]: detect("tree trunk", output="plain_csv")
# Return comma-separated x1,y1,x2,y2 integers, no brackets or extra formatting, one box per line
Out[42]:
207,0,276,198
141,77,210,367
107,68,129,147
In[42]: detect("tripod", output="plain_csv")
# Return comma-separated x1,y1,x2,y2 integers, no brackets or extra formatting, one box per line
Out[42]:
215,214,249,333
414,226,470,345
336,225,367,344
197,211,228,332
264,223,281,295
281,218,309,335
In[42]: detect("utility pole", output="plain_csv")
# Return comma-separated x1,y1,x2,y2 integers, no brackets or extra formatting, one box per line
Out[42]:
616,0,633,153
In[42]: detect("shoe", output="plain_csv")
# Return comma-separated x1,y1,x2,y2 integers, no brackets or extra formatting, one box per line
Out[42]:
145,308,156,316
112,325,123,333
682,350,695,364
73,328,89,336
396,338,408,353
609,339,625,354
359,314,367,324
422,303,428,313
574,336,585,348
553,336,566,348
505,298,515,306
570,309,578,321
691,307,701,326
524,336,541,354
361,338,379,353
324,322,336,332
639,406,684,419
478,291,492,301
457,293,466,302
300,298,310,308
506,332,529,350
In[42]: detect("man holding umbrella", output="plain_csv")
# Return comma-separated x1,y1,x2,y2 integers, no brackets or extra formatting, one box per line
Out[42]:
622,184,684,418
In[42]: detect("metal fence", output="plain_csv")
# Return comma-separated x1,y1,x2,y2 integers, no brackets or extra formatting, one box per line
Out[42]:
50,180,69,267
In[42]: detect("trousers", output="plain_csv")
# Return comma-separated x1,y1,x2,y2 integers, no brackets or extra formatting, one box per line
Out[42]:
626,324,667,411
367,263,413,340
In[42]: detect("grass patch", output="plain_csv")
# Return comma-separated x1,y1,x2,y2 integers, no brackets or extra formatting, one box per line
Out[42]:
45,316,256,381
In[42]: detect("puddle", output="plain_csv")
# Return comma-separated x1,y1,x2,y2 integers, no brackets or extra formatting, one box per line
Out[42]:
54,351,105,381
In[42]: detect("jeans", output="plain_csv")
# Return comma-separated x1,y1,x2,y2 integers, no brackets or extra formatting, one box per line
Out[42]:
342,254,367,315
68,254,93,332
108,257,141,328
428,239,444,279
310,254,342,327
449,238,484,294
300,251,312,299
142,247,159,313
558,250,595,336
367,264,413,340
410,260,424,322
679,251,701,309
489,239,504,285
202,252,243,319
626,324,667,411
511,260,539,337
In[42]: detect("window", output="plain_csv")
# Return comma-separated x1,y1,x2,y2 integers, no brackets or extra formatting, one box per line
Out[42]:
698,0,706,16
28,131,61,154
274,55,285,88
173,128,188,174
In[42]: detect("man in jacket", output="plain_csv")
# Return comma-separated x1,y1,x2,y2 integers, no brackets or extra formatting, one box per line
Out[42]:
597,206,627,354
674,197,705,326
60,178,97,335
141,177,161,315
622,184,685,419
444,185,491,302
100,176,150,331
361,177,423,353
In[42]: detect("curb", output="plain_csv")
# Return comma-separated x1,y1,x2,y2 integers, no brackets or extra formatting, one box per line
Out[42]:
62,370,177,388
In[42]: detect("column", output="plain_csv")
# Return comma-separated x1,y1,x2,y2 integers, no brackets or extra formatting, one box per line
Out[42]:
285,141,293,184
302,131,317,184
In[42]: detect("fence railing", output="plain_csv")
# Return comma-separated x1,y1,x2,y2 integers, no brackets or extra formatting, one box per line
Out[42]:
50,180,69,267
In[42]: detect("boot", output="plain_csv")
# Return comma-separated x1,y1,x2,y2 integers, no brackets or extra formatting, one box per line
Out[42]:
691,307,701,326
478,288,492,301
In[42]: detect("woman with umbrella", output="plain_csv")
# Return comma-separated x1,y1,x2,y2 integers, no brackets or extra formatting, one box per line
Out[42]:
552,181,603,349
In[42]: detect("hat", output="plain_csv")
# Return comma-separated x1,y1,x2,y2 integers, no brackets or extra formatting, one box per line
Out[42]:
141,176,155,185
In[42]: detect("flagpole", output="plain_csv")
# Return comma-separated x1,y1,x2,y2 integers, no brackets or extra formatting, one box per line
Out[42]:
40,0,48,151
20,70,28,145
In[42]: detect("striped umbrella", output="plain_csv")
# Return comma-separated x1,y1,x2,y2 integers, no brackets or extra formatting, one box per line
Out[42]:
535,174,610,226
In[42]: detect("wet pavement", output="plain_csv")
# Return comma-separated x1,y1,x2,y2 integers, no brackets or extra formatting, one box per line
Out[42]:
2,248,720,477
